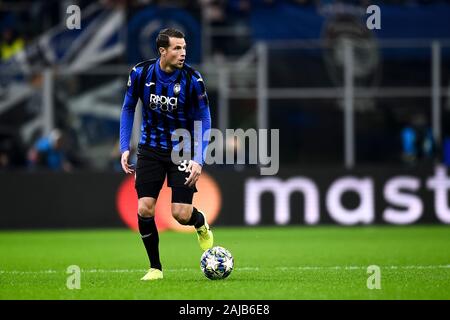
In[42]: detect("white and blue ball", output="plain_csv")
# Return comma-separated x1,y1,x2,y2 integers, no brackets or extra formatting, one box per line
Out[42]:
200,246,234,280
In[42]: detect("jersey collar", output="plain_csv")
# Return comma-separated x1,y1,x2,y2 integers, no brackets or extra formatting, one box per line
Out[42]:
156,58,181,84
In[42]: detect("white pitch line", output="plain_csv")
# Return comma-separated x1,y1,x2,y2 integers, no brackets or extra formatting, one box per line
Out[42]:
1,265,450,275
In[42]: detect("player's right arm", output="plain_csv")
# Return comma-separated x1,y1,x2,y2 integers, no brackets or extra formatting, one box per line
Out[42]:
119,66,140,174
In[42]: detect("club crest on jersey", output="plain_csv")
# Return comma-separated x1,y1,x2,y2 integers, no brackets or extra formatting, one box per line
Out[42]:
173,83,181,96
149,94,178,112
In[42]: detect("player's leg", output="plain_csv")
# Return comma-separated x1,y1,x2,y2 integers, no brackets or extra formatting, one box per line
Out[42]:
137,196,163,280
167,158,213,250
170,188,213,251
171,201,202,226
135,147,166,280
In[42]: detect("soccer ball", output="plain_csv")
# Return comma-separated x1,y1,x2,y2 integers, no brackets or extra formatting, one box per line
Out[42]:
200,246,234,280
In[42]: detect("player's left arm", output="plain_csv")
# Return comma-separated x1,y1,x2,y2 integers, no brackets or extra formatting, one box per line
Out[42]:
185,71,211,187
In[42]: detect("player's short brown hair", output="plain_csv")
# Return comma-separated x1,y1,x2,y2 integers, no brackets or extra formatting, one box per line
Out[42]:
156,28,185,55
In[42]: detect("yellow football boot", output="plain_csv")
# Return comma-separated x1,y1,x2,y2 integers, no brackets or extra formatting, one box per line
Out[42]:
196,211,214,251
140,268,163,281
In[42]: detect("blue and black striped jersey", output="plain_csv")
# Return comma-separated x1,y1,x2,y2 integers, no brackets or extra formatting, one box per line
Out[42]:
119,58,211,165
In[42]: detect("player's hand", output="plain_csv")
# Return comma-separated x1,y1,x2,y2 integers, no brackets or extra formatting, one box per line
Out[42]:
184,160,202,187
121,150,135,174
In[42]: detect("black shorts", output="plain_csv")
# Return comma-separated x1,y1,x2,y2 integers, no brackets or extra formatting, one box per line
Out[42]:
135,144,197,204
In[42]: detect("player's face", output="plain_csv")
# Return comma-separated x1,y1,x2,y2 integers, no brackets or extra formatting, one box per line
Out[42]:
164,37,186,69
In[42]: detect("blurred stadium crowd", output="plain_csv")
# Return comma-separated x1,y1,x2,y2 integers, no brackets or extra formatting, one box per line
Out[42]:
1,0,449,172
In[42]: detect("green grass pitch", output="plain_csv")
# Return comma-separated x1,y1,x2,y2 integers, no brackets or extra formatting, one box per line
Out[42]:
0,226,449,299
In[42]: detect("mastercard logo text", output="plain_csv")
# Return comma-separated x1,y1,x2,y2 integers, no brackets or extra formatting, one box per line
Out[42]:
116,173,222,232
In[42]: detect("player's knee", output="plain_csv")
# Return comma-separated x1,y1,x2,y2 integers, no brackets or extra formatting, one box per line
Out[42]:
171,204,191,225
138,198,156,217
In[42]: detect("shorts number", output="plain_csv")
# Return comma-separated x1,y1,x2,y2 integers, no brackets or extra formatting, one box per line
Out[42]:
177,160,191,172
